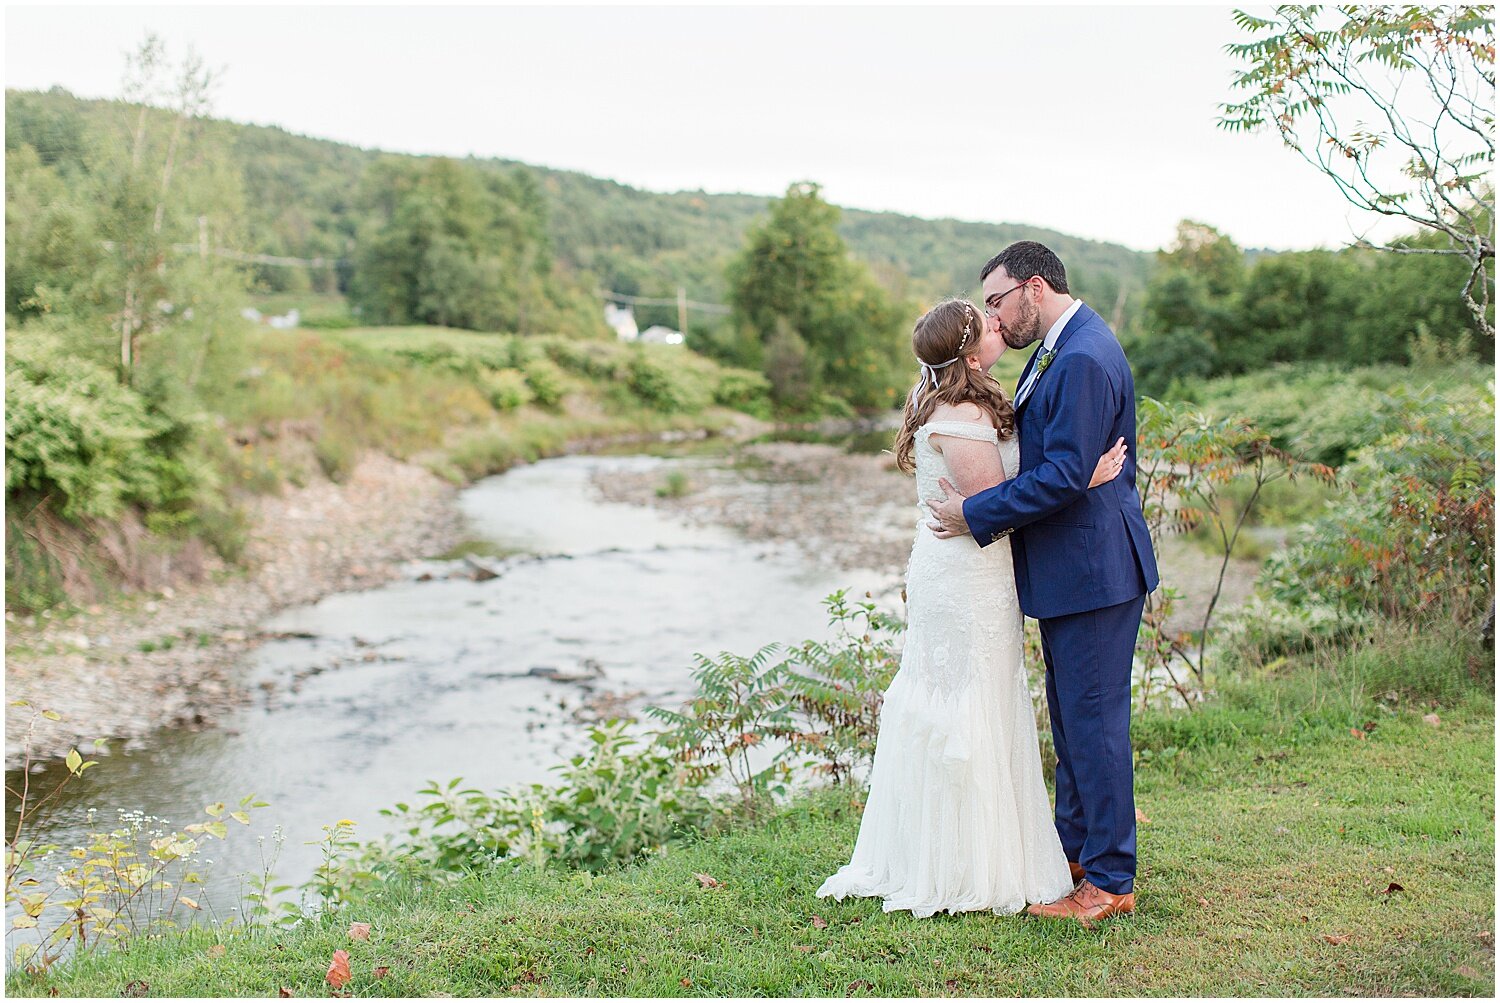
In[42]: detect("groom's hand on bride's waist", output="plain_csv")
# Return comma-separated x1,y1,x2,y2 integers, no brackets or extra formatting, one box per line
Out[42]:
926,478,981,540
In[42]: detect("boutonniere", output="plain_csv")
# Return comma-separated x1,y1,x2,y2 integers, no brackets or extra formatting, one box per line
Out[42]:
1034,348,1057,377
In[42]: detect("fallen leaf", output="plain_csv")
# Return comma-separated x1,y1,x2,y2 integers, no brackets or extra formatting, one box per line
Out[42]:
811,915,828,929
326,949,352,989
974,945,992,954
1135,807,1151,824
278,989,294,998
122,982,149,998
206,944,226,958
347,922,371,941
373,967,390,981
1423,713,1441,726
693,872,722,889
1322,933,1351,945
179,896,200,910
519,968,541,983
1382,882,1405,895
584,946,596,956
47,991,59,999
847,979,875,994
1198,897,1210,907
1479,931,1493,945
1457,965,1482,980
945,979,959,991
792,944,813,953
680,978,693,988
1350,728,1368,740
1274,826,1289,836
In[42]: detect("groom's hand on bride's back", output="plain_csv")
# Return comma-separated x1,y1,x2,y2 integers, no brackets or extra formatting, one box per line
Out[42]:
926,478,972,539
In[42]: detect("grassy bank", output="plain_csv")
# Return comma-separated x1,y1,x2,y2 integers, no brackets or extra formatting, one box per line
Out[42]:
6,323,771,612
10,631,1492,998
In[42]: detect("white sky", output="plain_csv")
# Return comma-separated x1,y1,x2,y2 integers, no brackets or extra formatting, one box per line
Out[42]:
5,2,1422,253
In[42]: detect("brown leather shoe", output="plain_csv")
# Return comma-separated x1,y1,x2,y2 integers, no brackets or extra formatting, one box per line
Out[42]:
1026,880,1135,927
1068,861,1085,884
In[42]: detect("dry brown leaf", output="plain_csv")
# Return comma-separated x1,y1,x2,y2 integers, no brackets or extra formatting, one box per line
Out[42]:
945,979,960,992
847,980,875,994
347,922,371,941
326,949,352,989
278,988,294,998
206,944,226,959
1479,930,1493,945
1457,965,1482,979
1321,933,1351,945
680,978,693,988
1350,728,1368,740
1135,807,1152,824
1382,882,1405,895
811,915,828,929
179,897,200,910
1198,897,1210,907
1423,713,1441,726
693,872,722,889
792,945,813,953
122,982,149,998
373,967,390,981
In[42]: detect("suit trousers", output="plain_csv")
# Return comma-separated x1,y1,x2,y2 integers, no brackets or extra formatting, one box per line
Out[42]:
1038,591,1147,895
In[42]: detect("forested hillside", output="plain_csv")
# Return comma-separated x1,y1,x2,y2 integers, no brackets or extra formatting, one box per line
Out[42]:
4,87,1152,324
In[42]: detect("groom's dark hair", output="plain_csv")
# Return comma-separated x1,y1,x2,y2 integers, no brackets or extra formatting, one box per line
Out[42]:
980,241,1069,295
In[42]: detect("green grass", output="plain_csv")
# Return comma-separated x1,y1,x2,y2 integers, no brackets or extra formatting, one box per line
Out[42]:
9,631,1492,997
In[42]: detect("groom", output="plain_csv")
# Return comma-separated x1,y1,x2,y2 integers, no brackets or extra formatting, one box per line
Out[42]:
927,241,1158,926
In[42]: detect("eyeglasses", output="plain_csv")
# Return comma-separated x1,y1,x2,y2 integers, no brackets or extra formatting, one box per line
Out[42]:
983,278,1033,318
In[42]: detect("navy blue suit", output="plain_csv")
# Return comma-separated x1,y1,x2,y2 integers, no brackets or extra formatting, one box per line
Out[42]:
961,301,1158,895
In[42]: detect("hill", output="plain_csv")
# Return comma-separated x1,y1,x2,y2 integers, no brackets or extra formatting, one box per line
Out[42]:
4,87,1152,325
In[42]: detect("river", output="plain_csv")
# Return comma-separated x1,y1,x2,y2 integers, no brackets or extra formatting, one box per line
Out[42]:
6,449,894,933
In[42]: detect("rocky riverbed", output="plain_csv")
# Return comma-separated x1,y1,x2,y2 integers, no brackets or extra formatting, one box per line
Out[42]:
593,440,1263,643
5,454,466,766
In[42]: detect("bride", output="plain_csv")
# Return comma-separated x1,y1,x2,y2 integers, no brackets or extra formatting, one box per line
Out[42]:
816,299,1126,917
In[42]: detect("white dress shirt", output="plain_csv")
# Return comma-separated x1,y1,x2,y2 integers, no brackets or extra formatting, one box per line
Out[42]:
1014,298,1081,408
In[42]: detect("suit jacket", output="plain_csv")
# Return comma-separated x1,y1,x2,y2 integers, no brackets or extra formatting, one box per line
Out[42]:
962,302,1159,620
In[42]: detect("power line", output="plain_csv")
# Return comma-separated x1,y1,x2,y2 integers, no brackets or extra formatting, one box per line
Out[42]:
596,288,732,315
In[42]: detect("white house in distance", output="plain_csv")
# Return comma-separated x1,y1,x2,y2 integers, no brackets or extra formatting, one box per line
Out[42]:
605,303,684,345
638,325,685,345
605,303,638,340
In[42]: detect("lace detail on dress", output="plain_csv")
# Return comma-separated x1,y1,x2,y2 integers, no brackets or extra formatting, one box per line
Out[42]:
815,419,1071,917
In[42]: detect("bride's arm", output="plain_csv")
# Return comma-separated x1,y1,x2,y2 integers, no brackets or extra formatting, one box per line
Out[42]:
930,435,1007,497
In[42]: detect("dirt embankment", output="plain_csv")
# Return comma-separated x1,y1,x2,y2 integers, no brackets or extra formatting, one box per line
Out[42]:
5,454,466,766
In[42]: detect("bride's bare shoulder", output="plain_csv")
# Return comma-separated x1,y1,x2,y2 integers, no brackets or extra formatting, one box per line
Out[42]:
928,402,990,425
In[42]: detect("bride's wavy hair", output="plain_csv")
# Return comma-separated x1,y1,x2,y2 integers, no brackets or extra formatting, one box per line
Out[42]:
892,298,1015,475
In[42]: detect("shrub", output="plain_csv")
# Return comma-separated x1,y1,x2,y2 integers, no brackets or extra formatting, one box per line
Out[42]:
368,722,715,875
1248,387,1494,644
5,335,172,521
522,357,566,409
479,368,533,412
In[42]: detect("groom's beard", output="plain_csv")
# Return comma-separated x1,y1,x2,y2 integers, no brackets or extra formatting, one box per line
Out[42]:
1000,296,1043,350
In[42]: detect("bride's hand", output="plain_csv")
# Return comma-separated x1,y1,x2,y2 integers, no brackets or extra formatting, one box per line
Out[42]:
1089,438,1128,488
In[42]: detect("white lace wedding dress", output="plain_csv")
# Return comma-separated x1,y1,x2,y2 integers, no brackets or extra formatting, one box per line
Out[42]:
816,420,1074,917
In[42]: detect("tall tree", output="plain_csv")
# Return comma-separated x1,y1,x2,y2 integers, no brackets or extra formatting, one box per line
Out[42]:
727,182,908,411
1221,6,1495,335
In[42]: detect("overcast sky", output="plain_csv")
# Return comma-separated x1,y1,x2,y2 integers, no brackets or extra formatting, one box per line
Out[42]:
6,3,1419,253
